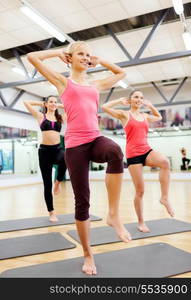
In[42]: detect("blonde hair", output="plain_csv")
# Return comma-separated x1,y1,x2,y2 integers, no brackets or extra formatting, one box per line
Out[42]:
65,41,90,56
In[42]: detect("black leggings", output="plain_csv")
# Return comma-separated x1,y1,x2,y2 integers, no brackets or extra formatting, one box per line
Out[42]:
38,143,67,212
65,136,124,221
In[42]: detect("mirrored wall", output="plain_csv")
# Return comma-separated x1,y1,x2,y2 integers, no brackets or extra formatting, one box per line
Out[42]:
0,126,38,175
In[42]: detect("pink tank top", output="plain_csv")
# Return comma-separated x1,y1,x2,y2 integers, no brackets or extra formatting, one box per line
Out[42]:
60,79,101,148
124,111,151,158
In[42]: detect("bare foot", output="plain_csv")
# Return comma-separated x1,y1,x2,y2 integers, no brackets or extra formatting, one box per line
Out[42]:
107,214,132,242
138,223,150,233
160,197,174,217
53,180,61,196
49,211,58,222
82,256,97,275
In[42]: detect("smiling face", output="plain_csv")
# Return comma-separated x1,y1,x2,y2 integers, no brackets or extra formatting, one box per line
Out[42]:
45,96,58,112
66,42,92,71
129,90,144,109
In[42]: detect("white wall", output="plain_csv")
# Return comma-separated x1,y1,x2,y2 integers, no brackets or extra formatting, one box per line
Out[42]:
14,141,38,175
0,109,38,131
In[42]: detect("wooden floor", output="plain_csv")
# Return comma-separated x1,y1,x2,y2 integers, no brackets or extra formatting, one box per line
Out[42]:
0,178,191,278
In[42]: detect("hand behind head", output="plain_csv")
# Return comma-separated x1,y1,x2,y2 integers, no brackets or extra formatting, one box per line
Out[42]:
60,52,71,64
121,97,130,106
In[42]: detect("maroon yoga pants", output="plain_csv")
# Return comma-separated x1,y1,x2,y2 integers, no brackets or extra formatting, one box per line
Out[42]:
65,136,123,221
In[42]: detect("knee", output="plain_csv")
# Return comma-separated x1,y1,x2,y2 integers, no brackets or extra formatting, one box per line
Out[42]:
75,191,90,221
75,200,90,221
160,158,170,169
108,143,123,161
135,188,144,198
106,144,124,173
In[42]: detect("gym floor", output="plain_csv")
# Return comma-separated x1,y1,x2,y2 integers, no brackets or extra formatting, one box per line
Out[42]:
0,178,191,277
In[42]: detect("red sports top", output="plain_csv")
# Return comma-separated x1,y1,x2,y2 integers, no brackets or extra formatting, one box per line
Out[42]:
124,111,151,158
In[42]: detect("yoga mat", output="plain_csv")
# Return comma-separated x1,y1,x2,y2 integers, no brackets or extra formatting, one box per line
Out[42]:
67,218,191,246
1,243,191,277
0,214,101,233
0,232,75,259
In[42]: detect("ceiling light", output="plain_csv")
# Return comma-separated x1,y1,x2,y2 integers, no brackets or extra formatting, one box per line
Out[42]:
172,0,184,15
182,31,191,50
20,4,67,42
12,66,26,76
117,80,128,89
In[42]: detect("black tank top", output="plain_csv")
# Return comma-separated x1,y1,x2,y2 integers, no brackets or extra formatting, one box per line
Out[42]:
40,115,62,132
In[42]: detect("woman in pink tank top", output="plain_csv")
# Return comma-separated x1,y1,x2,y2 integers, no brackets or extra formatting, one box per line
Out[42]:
102,90,174,233
27,41,131,275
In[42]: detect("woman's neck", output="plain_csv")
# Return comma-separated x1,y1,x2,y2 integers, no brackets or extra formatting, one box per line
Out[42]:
46,110,55,117
70,70,88,84
130,107,140,114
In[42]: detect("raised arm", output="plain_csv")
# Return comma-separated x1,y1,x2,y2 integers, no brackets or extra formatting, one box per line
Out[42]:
143,100,162,122
101,97,129,125
56,102,66,121
56,103,64,109
23,100,44,121
27,49,69,95
91,57,126,91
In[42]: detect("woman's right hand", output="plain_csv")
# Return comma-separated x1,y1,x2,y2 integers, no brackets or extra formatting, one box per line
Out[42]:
120,97,130,106
59,50,71,64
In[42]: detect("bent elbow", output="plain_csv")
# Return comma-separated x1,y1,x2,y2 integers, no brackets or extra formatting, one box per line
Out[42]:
119,71,126,79
101,105,107,112
27,52,35,62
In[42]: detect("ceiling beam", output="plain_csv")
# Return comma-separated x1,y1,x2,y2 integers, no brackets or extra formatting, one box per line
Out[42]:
9,90,25,108
103,87,115,104
0,105,30,115
0,91,8,106
151,81,169,103
0,49,191,89
168,77,188,103
12,49,30,78
104,25,132,60
134,9,170,59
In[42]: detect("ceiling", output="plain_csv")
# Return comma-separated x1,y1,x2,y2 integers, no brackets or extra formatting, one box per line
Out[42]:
0,0,191,104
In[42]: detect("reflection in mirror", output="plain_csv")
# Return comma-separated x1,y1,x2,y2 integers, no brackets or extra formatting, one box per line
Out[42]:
0,126,38,176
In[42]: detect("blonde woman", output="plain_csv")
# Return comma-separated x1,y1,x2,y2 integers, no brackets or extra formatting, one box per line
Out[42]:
27,41,131,275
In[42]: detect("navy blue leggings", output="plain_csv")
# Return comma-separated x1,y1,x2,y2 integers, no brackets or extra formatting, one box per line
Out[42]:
38,143,67,211
65,136,123,221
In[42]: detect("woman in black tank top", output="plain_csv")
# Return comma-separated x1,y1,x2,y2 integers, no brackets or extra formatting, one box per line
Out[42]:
23,96,67,222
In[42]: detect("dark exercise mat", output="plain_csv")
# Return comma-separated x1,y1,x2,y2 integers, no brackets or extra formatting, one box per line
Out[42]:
67,218,191,246
1,243,191,277
0,214,101,233
0,232,76,259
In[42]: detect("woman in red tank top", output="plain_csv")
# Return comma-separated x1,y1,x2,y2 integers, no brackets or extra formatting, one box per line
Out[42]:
102,90,174,233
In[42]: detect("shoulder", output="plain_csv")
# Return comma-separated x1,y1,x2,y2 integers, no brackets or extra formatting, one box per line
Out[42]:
59,78,70,97
37,113,45,123
119,110,129,123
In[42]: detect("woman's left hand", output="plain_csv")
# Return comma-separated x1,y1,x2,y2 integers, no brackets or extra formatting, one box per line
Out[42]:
142,99,152,107
89,56,100,68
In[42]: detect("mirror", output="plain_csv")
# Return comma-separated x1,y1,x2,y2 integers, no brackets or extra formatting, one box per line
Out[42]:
0,126,38,175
